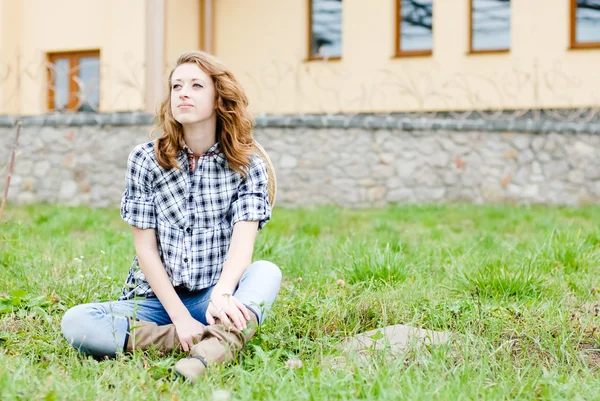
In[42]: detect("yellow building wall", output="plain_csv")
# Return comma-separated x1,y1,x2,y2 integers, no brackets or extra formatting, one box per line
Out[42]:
213,0,600,114
2,0,599,115
0,0,22,115
1,0,147,115
165,0,201,73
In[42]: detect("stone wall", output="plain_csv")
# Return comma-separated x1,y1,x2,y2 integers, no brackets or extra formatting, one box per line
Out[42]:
1,112,599,208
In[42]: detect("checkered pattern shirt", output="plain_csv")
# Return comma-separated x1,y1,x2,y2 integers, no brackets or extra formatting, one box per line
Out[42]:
118,140,271,300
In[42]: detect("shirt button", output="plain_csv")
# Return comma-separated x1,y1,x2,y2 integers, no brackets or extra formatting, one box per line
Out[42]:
186,227,191,233
189,195,193,202
183,258,188,263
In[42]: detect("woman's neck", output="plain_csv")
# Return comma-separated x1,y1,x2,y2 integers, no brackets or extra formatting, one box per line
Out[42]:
182,118,217,155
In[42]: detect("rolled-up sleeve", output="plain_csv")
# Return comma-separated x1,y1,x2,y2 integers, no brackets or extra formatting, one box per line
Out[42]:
231,155,272,231
120,146,157,229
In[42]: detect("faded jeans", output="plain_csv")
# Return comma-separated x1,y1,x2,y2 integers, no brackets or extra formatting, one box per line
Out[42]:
61,260,282,358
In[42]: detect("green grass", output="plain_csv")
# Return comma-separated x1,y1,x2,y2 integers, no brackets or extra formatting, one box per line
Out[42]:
1,203,600,400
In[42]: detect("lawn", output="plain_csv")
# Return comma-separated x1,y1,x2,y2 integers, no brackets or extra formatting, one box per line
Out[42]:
1,203,600,400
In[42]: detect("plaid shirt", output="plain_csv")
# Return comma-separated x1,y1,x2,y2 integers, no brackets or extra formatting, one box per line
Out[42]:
118,141,271,300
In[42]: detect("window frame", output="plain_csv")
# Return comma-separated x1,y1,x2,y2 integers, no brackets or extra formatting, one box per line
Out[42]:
46,49,101,112
570,0,600,49
468,0,511,55
395,0,433,58
307,0,342,61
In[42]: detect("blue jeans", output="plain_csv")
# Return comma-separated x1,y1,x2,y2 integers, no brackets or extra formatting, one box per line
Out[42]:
61,260,282,358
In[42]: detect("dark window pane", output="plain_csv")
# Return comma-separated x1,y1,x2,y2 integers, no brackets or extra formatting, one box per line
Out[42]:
471,0,511,51
400,0,433,52
311,0,342,58
52,58,69,111
576,0,600,43
77,57,100,112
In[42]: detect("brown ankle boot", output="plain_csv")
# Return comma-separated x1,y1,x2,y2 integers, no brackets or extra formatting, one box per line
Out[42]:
126,319,202,354
174,313,258,382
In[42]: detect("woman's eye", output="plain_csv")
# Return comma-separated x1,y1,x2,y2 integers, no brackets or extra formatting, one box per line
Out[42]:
193,83,203,88
172,84,181,89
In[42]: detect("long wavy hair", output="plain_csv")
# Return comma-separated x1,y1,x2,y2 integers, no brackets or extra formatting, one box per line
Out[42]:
152,51,254,177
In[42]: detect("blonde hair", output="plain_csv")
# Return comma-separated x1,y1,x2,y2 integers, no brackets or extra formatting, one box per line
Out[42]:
153,51,254,176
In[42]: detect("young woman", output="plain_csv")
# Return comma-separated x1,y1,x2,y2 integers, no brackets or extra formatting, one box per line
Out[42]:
61,51,281,382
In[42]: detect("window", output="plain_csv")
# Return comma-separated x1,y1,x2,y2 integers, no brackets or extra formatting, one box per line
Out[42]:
469,0,511,53
309,0,342,60
396,0,433,57
47,50,100,112
571,0,600,48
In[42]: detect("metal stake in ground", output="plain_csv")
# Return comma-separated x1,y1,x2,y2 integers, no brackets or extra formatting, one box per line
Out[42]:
0,120,22,222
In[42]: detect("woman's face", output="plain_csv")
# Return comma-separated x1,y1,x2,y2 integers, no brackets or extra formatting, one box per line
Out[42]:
170,63,216,126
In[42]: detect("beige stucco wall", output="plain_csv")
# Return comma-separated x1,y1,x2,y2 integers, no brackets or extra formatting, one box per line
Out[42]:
165,0,201,72
213,0,600,114
0,0,22,115
1,0,599,115
0,0,147,115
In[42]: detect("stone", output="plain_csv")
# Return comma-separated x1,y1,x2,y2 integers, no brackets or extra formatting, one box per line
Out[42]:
297,159,311,168
341,324,452,356
77,152,95,166
512,166,531,185
416,187,445,200
372,165,395,178
537,152,552,162
530,173,545,183
359,178,376,187
10,175,22,188
414,167,442,187
589,181,600,197
512,134,531,150
517,149,535,165
438,137,470,155
506,183,522,197
427,151,451,167
59,180,78,200
531,136,545,152
33,160,51,178
415,139,438,155
442,171,459,185
2,120,600,208
452,132,477,145
22,178,35,191
388,188,414,202
461,172,483,188
464,152,482,169
482,184,504,201
368,186,387,202
17,192,36,204
584,166,600,180
395,159,421,178
573,140,596,157
485,136,511,152
380,153,394,165
386,177,410,190
503,148,519,160
347,164,370,179
568,170,585,184
543,133,562,153
521,185,540,198
543,161,570,178
369,143,382,153
61,153,76,169
280,154,297,169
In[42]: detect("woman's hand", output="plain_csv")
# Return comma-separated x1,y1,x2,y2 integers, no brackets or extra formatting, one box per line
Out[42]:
206,291,251,331
172,315,206,352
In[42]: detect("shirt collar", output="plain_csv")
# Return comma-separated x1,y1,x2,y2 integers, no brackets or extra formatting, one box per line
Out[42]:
178,142,226,168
